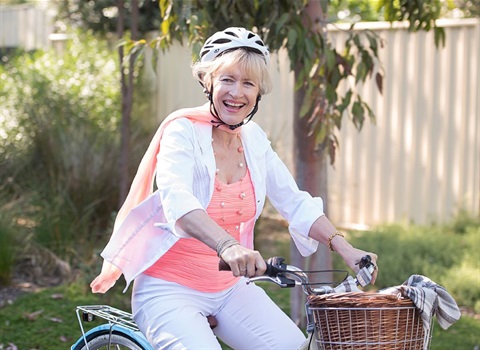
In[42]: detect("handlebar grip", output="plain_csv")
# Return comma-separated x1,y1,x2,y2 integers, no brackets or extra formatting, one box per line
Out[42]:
218,259,231,271
218,258,281,277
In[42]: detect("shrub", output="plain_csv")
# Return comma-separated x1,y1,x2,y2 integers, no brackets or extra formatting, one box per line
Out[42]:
0,30,125,259
0,214,16,286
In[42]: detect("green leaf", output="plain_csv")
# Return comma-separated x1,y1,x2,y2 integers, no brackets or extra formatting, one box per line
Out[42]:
287,28,298,52
351,100,365,130
367,33,379,57
355,61,366,84
434,27,446,48
353,34,362,50
275,13,290,35
338,90,352,113
159,0,170,18
375,72,383,95
314,124,327,146
329,66,341,89
294,69,306,91
364,101,376,125
361,51,374,79
299,92,313,118
326,88,337,105
332,111,342,130
325,49,336,71
304,37,315,60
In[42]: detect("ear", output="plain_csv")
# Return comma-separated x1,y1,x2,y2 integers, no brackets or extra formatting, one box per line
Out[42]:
205,80,212,91
204,85,213,101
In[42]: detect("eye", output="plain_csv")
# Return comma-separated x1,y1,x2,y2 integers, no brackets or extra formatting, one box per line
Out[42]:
220,76,234,83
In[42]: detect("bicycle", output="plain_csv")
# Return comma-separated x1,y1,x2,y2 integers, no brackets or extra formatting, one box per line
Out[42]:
71,255,431,349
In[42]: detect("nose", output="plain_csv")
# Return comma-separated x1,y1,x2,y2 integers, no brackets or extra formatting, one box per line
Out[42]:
229,82,244,98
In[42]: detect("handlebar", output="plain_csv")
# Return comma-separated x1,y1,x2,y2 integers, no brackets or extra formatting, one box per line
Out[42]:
219,255,375,296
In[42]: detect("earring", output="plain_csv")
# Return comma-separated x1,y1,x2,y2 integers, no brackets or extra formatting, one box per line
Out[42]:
203,88,212,100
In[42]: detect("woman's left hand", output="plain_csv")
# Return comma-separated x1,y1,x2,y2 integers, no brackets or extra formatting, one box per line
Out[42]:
341,247,378,285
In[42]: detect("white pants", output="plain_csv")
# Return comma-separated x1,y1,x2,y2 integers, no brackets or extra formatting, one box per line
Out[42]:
132,274,306,349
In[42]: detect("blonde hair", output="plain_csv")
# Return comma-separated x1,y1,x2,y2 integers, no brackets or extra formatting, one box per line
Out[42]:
192,49,273,96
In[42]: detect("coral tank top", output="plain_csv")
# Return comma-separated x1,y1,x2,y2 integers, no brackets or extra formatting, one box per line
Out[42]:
143,168,256,292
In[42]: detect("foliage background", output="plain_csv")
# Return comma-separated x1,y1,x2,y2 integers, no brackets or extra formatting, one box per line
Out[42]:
0,30,155,273
0,1,478,348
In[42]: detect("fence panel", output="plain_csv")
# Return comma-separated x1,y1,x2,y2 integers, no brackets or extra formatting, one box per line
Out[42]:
3,5,477,227
326,19,479,227
153,19,479,227
0,4,53,50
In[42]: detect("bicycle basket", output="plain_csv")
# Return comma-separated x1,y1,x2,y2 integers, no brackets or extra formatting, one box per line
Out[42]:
308,292,432,350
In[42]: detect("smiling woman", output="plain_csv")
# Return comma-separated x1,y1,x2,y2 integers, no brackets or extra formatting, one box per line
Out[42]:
193,47,272,131
211,68,260,127
89,26,378,350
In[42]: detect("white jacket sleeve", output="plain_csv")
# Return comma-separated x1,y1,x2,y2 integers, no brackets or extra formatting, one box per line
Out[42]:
154,118,208,237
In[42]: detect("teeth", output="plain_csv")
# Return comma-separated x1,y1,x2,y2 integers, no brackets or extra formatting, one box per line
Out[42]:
225,101,243,107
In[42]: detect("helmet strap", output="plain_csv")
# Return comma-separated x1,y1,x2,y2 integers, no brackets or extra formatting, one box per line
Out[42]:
207,87,262,131
207,86,223,127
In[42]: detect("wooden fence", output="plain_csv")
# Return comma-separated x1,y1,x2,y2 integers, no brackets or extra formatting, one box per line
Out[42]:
2,5,477,227
0,4,53,50
153,19,479,227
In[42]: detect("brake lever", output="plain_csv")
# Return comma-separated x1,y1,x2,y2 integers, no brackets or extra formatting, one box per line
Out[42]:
247,274,297,288
355,255,375,287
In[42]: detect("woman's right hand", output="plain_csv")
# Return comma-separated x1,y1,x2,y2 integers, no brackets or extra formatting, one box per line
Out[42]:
220,245,266,278
90,261,122,293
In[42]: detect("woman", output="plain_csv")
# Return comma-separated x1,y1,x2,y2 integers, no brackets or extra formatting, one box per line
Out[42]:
91,27,379,349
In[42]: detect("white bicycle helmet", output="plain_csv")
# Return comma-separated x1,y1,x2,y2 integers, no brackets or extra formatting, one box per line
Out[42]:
200,27,270,65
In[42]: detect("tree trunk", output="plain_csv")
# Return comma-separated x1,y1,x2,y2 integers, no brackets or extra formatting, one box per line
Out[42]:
118,0,139,207
289,0,332,328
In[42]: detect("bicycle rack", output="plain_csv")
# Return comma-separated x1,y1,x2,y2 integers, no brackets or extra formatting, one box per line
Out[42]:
75,305,141,349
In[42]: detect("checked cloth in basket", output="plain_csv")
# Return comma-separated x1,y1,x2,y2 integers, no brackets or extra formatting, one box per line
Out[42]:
379,275,461,348
333,276,363,293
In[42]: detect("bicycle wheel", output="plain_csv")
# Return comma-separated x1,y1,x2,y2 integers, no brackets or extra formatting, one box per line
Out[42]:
78,332,145,350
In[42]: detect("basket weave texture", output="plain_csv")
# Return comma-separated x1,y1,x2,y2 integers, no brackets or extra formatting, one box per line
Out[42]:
308,292,426,350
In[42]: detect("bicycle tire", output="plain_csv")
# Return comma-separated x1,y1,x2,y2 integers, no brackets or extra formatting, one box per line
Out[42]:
77,331,145,350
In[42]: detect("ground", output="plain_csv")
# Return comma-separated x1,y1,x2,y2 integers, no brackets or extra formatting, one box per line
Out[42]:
0,244,72,309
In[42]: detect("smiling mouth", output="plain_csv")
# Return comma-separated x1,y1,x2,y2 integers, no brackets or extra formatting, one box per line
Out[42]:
224,101,245,109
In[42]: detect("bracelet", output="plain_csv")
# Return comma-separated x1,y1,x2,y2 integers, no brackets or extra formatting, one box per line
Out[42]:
327,231,345,252
216,235,239,257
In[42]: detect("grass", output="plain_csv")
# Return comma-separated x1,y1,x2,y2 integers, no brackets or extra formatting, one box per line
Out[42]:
0,278,478,349
0,280,132,349
1,214,479,349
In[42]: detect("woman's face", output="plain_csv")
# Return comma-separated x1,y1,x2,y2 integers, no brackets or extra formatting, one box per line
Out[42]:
210,67,260,126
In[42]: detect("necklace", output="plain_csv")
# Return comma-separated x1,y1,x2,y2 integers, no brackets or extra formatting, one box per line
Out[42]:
211,133,246,183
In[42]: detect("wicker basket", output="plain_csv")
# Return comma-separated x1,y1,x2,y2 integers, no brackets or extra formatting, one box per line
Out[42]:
308,292,431,350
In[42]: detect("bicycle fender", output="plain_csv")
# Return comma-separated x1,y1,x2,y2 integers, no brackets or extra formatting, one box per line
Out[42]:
70,324,152,350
